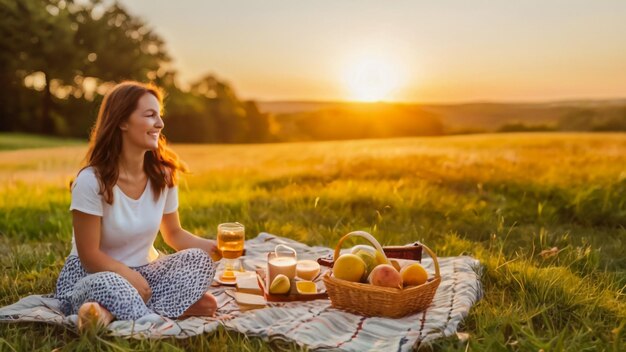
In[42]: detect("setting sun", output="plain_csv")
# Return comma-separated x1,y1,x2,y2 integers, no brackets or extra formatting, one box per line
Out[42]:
343,57,401,102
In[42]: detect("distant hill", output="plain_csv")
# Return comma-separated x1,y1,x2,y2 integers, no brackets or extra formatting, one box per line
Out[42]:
258,99,626,132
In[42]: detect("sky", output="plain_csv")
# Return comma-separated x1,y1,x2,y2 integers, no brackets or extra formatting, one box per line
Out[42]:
116,0,626,103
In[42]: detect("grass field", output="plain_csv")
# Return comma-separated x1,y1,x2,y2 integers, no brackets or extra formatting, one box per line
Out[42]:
0,133,625,351
0,133,83,151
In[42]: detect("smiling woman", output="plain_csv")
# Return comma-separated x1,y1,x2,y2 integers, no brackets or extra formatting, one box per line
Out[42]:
343,56,401,102
52,81,223,332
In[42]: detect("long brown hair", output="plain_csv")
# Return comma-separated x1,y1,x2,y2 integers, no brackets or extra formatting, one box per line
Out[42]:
80,81,187,204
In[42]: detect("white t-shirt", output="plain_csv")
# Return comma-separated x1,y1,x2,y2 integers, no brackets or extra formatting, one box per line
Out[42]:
68,167,178,267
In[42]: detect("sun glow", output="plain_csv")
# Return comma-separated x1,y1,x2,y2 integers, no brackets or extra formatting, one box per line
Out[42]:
343,56,401,102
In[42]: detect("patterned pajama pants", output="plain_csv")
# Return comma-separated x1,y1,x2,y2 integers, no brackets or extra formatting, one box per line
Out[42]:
54,248,216,320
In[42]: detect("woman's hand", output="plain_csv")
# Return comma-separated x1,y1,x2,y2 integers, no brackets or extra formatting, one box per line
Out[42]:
202,239,222,262
120,267,152,303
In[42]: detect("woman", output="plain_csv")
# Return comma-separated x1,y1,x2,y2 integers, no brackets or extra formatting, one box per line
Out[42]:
55,81,221,331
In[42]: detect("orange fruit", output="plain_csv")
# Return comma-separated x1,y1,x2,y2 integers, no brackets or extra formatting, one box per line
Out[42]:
296,281,317,294
400,263,428,286
333,254,366,282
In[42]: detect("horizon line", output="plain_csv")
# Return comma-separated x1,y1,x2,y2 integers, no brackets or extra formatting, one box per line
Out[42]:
253,96,626,106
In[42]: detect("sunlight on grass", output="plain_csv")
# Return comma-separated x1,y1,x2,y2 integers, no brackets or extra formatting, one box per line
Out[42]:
0,133,83,151
1,133,625,350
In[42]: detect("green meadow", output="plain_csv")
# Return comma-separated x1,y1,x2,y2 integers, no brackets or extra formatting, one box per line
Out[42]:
0,133,83,151
0,133,625,351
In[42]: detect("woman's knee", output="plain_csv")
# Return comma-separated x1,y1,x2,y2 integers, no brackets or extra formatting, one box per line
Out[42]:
89,271,127,283
170,248,215,283
178,247,212,265
78,271,133,297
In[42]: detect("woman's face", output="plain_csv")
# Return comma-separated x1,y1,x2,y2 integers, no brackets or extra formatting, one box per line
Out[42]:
120,93,163,152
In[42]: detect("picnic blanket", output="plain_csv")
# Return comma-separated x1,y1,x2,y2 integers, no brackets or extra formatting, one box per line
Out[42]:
0,233,482,351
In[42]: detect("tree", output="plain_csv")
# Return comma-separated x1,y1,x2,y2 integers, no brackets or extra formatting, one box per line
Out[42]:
558,109,596,131
71,1,170,83
1,0,71,132
244,100,271,142
0,0,171,136
190,74,250,143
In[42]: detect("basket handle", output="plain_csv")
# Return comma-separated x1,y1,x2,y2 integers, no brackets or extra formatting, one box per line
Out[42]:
333,231,390,264
420,243,440,279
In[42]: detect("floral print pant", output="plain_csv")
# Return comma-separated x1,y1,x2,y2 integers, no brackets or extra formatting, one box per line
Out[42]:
54,248,216,320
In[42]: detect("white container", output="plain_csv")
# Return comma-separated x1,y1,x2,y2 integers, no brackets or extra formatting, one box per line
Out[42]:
267,244,297,283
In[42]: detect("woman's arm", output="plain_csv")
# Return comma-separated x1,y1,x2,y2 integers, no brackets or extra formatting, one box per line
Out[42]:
160,211,222,261
73,210,153,302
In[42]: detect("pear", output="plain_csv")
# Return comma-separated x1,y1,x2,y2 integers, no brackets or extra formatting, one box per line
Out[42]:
353,249,377,281
269,274,291,294
351,244,388,266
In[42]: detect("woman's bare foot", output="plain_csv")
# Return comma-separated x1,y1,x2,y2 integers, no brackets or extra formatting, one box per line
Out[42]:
77,302,114,332
180,292,218,318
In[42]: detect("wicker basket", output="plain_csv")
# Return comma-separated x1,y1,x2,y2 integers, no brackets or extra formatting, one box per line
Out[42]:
323,231,440,318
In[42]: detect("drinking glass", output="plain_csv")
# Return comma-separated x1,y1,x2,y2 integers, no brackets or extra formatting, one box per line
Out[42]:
217,222,245,281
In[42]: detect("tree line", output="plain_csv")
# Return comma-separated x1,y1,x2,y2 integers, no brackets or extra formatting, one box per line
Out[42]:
0,0,458,143
0,0,276,142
